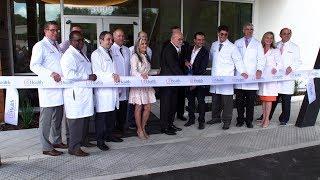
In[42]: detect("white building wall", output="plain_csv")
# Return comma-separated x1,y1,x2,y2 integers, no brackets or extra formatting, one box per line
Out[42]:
253,0,320,70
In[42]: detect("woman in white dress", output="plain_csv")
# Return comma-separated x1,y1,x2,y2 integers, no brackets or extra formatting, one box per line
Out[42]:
258,32,282,128
129,37,156,139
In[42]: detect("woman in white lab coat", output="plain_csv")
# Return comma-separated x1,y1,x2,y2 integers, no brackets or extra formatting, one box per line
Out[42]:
129,37,156,139
258,32,282,128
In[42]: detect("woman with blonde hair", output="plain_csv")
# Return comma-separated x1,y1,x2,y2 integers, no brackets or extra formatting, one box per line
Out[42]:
258,31,282,128
129,37,156,139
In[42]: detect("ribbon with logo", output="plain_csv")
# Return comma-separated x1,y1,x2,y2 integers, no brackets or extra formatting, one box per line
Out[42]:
2,69,320,125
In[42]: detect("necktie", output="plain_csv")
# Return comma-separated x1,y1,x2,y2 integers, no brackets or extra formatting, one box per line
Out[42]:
280,43,284,54
107,49,113,61
79,50,89,62
218,43,223,51
119,47,124,57
245,38,249,47
53,42,59,51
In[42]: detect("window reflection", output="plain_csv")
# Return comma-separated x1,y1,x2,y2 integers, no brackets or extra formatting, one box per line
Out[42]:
183,0,218,50
142,0,181,68
221,2,253,42
13,0,61,74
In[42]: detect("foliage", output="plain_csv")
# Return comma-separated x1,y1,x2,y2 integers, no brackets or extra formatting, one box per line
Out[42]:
20,98,34,129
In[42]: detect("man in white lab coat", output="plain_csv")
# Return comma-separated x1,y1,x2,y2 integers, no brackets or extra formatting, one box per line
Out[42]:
207,25,248,130
91,31,120,151
269,28,301,125
234,23,266,128
30,21,67,156
60,31,97,156
111,29,131,139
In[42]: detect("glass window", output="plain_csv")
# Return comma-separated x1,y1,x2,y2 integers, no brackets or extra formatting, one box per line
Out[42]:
63,0,138,17
142,0,181,68
183,0,218,50
13,0,61,74
220,2,253,42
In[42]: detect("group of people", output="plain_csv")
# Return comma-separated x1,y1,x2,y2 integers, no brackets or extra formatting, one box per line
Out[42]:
30,21,301,157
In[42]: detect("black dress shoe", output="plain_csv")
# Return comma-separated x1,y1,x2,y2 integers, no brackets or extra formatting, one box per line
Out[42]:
206,119,221,125
177,116,187,121
198,123,205,130
170,125,182,131
279,121,287,126
222,124,230,130
106,136,123,143
236,122,244,127
97,143,109,151
43,149,63,156
161,129,176,135
246,122,253,128
184,121,195,127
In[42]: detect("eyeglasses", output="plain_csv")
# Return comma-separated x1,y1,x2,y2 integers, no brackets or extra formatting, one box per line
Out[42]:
244,28,254,31
281,33,291,35
219,33,228,36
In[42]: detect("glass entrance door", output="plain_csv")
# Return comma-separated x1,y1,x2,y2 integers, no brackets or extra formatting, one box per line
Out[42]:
62,15,139,57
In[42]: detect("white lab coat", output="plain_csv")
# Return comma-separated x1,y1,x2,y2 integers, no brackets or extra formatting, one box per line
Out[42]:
209,39,246,95
30,37,64,107
258,48,282,96
111,43,131,101
91,46,119,112
234,37,266,90
276,41,301,94
60,45,94,119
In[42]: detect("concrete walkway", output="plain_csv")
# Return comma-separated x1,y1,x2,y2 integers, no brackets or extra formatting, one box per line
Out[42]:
1,96,320,179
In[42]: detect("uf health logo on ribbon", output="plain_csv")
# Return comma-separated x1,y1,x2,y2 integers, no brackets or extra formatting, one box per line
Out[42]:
24,79,44,87
166,78,181,85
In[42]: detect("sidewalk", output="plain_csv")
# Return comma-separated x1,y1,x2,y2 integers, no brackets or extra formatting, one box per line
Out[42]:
1,96,320,179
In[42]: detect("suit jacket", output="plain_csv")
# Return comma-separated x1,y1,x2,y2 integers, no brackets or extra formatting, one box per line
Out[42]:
160,42,184,75
161,40,189,70
185,46,209,75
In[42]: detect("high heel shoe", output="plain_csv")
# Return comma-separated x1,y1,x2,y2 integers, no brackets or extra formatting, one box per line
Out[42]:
137,131,147,140
262,120,269,128
143,130,150,139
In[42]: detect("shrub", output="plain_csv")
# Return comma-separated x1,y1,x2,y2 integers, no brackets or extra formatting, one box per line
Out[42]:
20,98,34,129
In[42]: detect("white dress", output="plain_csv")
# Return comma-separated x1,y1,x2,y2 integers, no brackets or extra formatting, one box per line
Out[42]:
129,53,156,105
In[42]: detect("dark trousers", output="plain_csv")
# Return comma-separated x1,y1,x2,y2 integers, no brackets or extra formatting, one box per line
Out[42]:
81,117,90,145
186,86,206,123
115,100,128,132
95,111,116,144
270,94,292,123
160,87,178,129
176,86,186,117
68,117,85,152
235,89,257,123
127,103,136,127
211,94,233,126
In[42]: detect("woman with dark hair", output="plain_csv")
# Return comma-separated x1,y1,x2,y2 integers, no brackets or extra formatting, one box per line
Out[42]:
258,31,282,128
129,37,156,139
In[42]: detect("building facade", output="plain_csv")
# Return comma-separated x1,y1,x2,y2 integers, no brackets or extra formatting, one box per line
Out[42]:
0,0,319,121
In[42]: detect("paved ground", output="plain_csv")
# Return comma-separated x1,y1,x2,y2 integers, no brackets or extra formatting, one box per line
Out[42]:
1,96,320,179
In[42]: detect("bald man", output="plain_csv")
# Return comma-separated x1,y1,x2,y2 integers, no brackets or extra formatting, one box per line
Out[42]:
160,31,184,135
111,29,130,140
